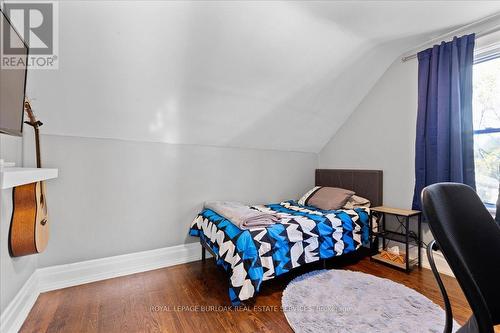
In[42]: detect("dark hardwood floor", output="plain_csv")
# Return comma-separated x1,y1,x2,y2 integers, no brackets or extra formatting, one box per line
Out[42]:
20,256,488,332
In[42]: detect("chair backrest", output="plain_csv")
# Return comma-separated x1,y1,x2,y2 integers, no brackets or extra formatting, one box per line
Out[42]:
422,183,500,331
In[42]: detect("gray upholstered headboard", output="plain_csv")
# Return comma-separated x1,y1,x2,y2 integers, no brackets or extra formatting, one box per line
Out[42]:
315,169,383,207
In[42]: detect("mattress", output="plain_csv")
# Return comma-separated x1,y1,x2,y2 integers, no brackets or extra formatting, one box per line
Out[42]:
189,200,370,305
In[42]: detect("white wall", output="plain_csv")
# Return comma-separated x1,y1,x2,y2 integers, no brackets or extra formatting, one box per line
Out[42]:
0,134,37,314
26,134,316,267
320,58,417,208
0,188,38,314
7,0,322,269
0,134,22,166
319,58,431,240
26,0,380,153
0,111,316,313
23,1,500,153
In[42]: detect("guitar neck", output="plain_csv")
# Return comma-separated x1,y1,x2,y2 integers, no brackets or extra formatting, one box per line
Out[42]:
34,127,42,168
24,101,43,169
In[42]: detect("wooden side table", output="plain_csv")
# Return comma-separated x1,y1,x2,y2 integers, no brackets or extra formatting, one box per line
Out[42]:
370,206,422,273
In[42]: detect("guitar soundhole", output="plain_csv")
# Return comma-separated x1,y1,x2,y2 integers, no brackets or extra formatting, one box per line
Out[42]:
40,219,47,226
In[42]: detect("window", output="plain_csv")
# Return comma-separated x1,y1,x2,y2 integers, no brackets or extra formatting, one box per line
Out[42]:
473,56,500,207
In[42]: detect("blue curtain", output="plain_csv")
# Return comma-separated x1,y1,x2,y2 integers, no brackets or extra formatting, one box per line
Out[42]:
412,34,476,211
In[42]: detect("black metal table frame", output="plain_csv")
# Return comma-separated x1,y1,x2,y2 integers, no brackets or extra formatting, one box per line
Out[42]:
369,210,422,272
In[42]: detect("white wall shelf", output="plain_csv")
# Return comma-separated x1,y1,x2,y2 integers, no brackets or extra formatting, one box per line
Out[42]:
1,167,58,189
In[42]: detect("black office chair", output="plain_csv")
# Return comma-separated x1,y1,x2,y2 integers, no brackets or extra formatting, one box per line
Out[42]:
422,183,500,333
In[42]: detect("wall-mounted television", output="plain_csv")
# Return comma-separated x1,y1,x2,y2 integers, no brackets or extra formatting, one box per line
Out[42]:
0,9,29,136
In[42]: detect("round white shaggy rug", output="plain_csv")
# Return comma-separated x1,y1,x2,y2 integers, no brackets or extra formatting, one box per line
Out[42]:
282,269,460,333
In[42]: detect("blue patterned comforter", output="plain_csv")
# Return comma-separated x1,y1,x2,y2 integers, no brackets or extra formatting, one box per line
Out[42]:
189,201,369,305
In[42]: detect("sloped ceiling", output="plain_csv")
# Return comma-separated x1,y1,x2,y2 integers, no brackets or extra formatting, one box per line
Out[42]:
23,1,500,152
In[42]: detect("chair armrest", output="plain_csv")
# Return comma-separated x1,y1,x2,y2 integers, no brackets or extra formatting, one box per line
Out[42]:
427,240,453,333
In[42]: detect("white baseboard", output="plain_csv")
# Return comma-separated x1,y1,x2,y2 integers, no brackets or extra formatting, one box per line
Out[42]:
0,242,204,333
421,248,455,277
37,242,203,292
0,273,39,333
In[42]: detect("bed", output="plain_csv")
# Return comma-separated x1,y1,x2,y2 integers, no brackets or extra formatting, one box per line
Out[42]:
188,169,383,304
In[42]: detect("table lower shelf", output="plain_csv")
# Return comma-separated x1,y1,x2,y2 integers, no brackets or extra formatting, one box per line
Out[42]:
371,253,418,271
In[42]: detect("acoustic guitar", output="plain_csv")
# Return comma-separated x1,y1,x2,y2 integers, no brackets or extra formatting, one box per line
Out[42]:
9,101,49,257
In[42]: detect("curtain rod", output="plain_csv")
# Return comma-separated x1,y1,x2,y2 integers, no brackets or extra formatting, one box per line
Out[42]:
401,12,500,62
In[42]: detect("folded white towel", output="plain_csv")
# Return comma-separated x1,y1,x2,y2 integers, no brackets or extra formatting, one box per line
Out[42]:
204,201,279,230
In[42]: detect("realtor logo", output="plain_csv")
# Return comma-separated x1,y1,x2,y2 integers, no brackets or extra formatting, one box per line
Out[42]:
1,1,58,69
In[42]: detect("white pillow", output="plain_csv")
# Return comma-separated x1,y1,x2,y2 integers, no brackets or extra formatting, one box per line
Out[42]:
343,195,371,209
298,186,322,206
